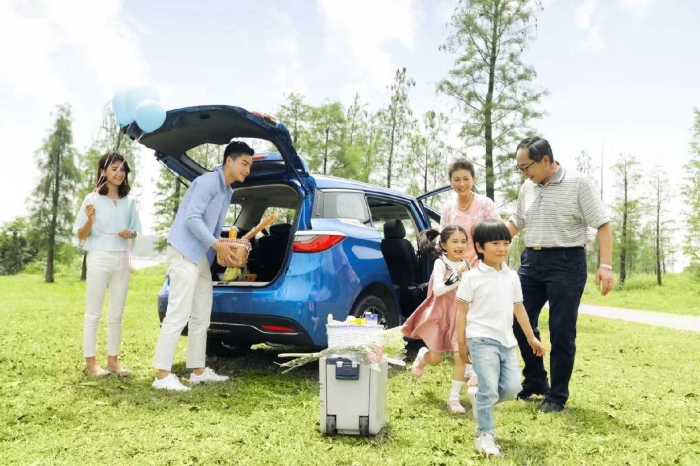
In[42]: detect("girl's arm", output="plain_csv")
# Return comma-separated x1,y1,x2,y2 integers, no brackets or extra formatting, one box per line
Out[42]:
456,300,470,363
432,259,460,296
513,303,545,357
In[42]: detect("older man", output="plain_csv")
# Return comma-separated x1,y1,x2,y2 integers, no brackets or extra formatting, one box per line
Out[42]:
507,136,615,412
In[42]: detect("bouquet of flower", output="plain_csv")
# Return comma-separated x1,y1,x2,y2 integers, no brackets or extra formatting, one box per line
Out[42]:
277,326,407,374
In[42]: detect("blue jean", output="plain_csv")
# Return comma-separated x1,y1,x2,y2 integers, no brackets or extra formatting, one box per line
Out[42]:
469,337,522,435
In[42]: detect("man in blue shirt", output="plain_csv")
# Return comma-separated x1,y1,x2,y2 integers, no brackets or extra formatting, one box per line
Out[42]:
153,141,254,391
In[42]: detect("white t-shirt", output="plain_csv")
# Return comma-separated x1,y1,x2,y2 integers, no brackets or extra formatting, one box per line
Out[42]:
456,261,523,347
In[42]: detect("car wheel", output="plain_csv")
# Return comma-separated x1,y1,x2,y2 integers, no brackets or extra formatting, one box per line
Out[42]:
351,294,398,328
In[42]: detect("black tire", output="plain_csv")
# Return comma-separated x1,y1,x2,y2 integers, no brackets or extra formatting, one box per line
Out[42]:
205,337,249,357
359,416,370,436
325,415,337,435
351,293,398,328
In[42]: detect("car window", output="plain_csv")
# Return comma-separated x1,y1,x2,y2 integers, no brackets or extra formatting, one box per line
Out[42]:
366,196,420,247
315,191,370,224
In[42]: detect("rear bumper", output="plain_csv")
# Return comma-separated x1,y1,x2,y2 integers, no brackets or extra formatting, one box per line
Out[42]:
156,307,314,346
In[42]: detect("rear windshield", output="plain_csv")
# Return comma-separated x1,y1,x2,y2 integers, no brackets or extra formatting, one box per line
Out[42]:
313,190,370,224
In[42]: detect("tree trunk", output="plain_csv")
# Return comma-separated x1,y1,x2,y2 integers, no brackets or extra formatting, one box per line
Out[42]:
387,115,396,189
656,176,662,286
423,145,429,193
80,252,87,281
619,161,628,286
323,126,329,175
483,0,500,201
45,148,61,283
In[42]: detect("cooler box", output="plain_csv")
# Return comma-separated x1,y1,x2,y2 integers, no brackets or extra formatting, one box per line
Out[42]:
319,356,388,436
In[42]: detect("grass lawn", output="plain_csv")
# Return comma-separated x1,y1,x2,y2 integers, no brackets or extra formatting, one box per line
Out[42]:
1,267,699,465
581,272,700,316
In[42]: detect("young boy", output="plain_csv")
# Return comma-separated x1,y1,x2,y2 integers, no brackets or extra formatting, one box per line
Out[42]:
455,220,546,457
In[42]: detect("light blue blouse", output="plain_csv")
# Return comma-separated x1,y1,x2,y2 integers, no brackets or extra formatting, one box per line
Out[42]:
73,193,142,252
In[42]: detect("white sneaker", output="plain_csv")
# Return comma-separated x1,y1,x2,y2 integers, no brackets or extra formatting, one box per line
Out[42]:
475,432,501,457
152,374,190,392
467,386,478,419
189,367,230,385
412,347,429,378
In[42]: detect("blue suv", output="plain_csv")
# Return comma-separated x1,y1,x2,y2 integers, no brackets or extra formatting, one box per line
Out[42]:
128,105,447,352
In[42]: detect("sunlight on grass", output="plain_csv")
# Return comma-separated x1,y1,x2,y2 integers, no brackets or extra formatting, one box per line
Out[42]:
1,268,698,465
582,272,700,316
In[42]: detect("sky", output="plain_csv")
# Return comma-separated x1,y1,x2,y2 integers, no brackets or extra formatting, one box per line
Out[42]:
1,0,699,258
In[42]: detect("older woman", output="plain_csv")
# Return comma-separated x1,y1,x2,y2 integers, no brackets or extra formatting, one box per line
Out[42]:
440,160,498,267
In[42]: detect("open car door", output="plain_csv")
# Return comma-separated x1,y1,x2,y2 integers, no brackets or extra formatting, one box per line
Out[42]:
416,185,451,226
124,105,314,193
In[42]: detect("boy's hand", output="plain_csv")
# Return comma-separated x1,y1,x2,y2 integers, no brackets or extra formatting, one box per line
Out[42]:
458,341,470,364
528,337,545,357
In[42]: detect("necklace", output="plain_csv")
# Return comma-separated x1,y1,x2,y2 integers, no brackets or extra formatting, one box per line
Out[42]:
457,192,475,211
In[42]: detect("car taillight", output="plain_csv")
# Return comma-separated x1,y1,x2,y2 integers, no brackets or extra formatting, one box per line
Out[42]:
292,234,345,253
261,324,296,333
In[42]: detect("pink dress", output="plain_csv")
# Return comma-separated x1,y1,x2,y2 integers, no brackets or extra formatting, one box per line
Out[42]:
440,193,497,267
402,257,466,353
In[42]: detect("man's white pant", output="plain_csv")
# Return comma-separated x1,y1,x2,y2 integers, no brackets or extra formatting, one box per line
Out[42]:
153,246,213,371
84,250,131,358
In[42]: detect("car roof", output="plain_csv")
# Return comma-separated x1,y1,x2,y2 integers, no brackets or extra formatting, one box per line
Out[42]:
313,175,416,200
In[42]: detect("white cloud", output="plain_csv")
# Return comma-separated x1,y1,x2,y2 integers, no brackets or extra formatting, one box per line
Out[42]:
316,0,417,96
0,0,149,226
574,0,606,52
620,0,653,10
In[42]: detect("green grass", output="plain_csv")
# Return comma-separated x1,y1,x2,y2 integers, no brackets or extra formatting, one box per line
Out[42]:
1,268,699,465
582,272,700,316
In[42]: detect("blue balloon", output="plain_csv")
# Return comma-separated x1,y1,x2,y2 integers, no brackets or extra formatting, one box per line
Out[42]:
134,99,166,133
112,89,132,126
125,86,159,125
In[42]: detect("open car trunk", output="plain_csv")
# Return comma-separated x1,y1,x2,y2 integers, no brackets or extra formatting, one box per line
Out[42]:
210,183,301,287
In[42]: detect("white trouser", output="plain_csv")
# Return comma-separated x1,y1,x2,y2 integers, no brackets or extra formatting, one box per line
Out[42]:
153,246,213,371
84,250,131,358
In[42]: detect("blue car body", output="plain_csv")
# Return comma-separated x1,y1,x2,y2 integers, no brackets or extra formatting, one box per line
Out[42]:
128,105,442,349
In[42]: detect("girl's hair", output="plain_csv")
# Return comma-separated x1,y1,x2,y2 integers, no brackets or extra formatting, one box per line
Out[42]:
96,152,131,198
472,220,512,260
418,224,468,257
448,159,475,180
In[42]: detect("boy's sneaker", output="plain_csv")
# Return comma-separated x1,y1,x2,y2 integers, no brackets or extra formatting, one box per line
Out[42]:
466,385,478,419
411,347,429,378
475,432,501,457
189,367,230,385
152,374,190,392
447,399,467,414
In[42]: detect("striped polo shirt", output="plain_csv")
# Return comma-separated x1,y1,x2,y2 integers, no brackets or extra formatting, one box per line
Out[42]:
508,164,609,248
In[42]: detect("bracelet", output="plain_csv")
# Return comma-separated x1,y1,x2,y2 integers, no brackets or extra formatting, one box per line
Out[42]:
599,264,613,271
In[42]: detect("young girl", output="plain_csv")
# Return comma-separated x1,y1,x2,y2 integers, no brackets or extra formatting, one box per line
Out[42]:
402,225,471,414
455,220,545,457
74,152,141,377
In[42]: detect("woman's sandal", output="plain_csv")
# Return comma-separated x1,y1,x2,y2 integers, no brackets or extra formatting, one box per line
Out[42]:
84,366,110,378
107,366,130,378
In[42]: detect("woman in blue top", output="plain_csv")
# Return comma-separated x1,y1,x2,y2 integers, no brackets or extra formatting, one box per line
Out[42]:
74,152,141,377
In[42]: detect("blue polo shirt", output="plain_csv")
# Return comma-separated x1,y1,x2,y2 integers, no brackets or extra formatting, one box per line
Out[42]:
168,166,233,264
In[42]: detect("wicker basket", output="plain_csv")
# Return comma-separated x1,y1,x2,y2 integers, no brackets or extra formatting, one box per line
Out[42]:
216,239,251,268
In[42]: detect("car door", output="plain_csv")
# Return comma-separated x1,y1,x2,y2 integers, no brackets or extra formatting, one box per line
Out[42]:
125,104,314,193
416,185,451,228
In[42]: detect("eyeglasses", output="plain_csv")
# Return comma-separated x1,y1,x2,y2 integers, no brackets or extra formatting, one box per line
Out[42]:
517,160,537,173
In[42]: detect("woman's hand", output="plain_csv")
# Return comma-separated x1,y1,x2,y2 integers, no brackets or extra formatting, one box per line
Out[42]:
85,205,96,224
118,230,135,239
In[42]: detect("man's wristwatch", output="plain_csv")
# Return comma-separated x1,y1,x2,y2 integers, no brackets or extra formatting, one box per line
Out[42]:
599,264,613,271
